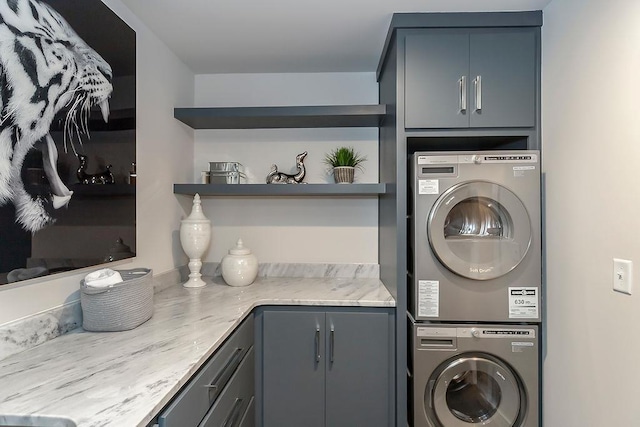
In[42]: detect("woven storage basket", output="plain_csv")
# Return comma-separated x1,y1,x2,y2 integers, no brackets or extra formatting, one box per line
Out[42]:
80,268,153,332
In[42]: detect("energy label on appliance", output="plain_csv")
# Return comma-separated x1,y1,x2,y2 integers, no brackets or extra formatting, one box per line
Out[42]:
418,179,439,195
508,287,539,318
418,280,439,317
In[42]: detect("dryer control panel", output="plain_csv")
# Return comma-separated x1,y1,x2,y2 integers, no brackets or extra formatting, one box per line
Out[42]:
415,153,538,179
416,153,538,165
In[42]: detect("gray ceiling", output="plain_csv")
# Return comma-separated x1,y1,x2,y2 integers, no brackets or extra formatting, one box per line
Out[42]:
120,0,552,74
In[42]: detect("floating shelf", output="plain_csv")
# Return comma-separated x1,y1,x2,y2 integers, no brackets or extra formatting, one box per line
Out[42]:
173,104,386,129
173,183,389,197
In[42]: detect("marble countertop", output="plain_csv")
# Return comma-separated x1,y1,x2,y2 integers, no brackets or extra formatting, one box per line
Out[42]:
0,276,394,427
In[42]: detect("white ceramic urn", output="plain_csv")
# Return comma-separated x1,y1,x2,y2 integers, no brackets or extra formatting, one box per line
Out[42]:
180,194,211,288
221,239,258,287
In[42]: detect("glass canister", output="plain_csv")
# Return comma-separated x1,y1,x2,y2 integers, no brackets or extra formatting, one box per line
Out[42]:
221,239,258,287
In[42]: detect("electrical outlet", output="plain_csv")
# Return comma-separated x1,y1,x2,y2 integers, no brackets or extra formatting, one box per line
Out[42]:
613,258,633,295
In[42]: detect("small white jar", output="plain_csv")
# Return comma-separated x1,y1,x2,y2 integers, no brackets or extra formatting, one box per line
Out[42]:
221,239,258,287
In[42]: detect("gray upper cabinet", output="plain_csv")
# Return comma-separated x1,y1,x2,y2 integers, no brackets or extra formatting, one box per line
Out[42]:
261,308,394,427
404,28,537,129
405,30,470,129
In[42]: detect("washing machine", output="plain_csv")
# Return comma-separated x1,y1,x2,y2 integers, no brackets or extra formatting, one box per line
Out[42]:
412,323,539,427
410,151,541,322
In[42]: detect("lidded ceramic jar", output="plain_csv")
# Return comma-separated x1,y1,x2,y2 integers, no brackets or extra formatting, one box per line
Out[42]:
221,239,258,287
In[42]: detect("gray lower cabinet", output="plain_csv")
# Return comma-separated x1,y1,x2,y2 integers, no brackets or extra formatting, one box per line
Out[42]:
261,308,394,427
404,27,538,129
199,348,255,427
155,315,255,427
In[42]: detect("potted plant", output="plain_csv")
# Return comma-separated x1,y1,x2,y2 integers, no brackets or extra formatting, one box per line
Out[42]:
323,146,367,183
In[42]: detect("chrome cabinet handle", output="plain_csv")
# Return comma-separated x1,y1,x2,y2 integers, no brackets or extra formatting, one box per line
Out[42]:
222,398,244,427
315,327,321,363
204,348,243,400
474,75,482,111
458,76,467,113
330,326,335,363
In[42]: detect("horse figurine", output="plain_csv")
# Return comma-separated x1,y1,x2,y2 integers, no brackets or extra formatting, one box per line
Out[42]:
76,154,115,185
266,151,308,184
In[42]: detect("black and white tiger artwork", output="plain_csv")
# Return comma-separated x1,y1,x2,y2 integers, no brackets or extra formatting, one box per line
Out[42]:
0,0,113,232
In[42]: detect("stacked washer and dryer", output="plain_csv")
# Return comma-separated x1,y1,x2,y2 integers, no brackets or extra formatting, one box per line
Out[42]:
409,151,541,427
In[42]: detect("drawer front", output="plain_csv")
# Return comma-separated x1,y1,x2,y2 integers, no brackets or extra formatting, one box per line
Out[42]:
159,315,254,427
239,396,255,427
199,346,255,427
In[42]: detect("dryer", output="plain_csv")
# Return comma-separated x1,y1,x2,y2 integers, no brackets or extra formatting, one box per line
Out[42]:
410,151,541,323
412,323,539,427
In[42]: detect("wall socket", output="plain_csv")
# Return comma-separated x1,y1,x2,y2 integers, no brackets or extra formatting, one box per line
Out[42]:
613,258,633,295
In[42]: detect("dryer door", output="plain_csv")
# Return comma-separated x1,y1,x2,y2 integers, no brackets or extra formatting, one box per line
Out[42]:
425,353,526,427
427,181,532,280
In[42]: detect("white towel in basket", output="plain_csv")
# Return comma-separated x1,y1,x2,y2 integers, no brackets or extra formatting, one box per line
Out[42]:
84,268,123,288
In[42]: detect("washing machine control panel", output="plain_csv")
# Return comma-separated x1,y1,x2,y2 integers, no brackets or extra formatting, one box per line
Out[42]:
416,326,536,339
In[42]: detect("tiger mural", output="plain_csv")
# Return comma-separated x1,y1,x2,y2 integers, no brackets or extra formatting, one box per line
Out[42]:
0,0,112,232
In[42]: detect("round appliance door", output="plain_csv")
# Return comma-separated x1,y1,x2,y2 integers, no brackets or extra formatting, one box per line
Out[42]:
425,353,526,427
427,181,532,280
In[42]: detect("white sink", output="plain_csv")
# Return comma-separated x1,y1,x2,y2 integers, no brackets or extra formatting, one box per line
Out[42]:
0,415,76,427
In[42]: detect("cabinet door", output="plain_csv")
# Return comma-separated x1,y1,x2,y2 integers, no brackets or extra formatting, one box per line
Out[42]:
405,31,470,129
324,311,392,427
262,310,325,427
469,29,537,128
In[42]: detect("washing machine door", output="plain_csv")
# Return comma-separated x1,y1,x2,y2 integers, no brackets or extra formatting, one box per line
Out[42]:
427,181,532,280
425,353,526,427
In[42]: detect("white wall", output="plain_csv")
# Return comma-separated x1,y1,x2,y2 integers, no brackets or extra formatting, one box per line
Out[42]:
542,0,640,425
192,73,379,264
0,0,195,325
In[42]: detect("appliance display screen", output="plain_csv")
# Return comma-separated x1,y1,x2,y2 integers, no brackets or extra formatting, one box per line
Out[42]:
422,167,455,174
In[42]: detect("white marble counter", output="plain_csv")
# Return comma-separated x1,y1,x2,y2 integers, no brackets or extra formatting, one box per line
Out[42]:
0,276,394,427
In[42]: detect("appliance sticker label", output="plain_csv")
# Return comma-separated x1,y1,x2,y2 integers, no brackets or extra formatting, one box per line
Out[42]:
508,287,539,319
418,280,439,317
512,342,535,353
419,179,439,195
513,165,536,177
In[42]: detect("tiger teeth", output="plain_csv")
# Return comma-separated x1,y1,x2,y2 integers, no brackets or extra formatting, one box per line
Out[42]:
43,135,74,209
99,99,110,123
